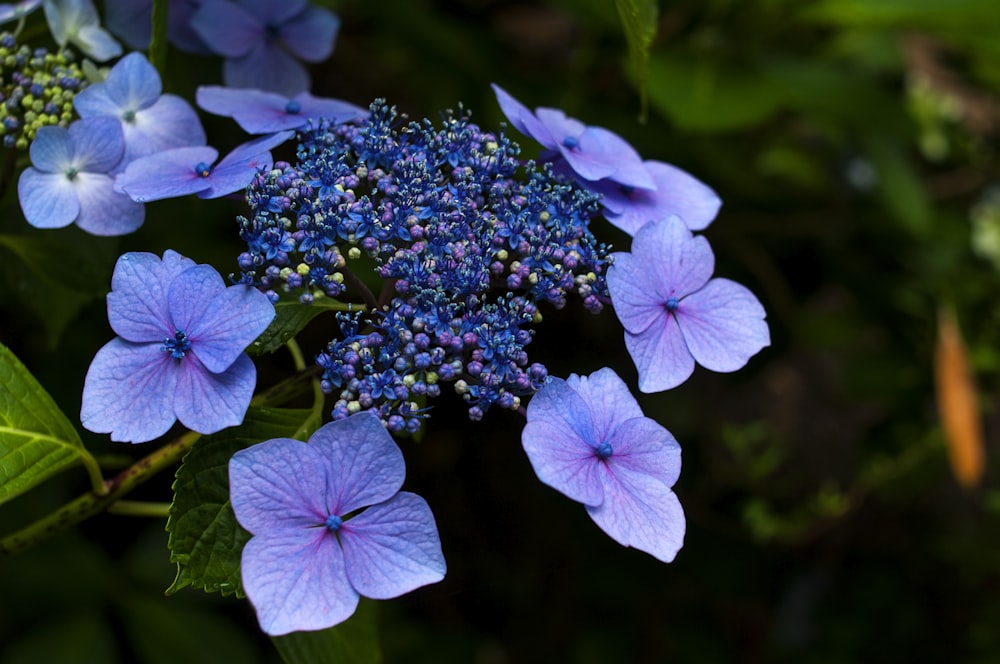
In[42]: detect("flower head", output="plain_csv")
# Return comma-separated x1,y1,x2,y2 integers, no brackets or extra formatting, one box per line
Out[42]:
606,215,770,392
80,250,275,442
521,367,685,562
17,116,144,235
74,51,206,166
115,130,293,202
191,0,339,96
196,85,367,134
44,0,121,61
229,411,446,636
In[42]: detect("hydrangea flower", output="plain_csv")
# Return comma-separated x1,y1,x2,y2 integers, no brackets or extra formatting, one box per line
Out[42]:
229,411,446,636
103,0,210,53
521,367,685,562
44,0,122,61
196,86,367,133
0,0,41,24
74,51,206,166
191,0,339,97
115,130,293,202
80,250,275,443
606,215,770,392
491,83,654,189
17,116,144,235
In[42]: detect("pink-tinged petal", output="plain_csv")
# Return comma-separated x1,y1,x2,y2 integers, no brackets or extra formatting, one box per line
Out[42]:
80,338,178,443
241,529,358,636
186,284,275,373
340,492,446,599
309,413,406,515
279,5,338,62
190,0,261,57
102,51,161,111
624,315,696,393
72,172,144,236
586,471,685,563
562,126,654,189
524,376,596,445
28,125,72,172
677,277,770,373
229,437,330,533
599,160,721,235
173,352,256,435
633,215,715,298
604,417,682,490
491,84,556,150
224,42,310,97
107,250,195,342
534,107,585,147
17,168,78,229
115,146,218,202
69,116,124,173
196,85,284,120
606,252,670,335
125,94,206,162
565,367,644,441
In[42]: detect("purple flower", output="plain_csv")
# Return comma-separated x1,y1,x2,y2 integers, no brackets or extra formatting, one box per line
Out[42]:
74,52,206,166
606,215,770,392
44,0,122,61
103,0,210,53
191,0,339,97
115,130,294,202
589,160,722,235
81,250,274,443
491,83,654,190
229,411,446,636
17,117,144,236
196,86,367,134
0,0,41,24
521,367,685,562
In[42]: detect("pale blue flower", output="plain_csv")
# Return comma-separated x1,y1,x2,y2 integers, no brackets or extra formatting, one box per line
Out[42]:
44,0,122,61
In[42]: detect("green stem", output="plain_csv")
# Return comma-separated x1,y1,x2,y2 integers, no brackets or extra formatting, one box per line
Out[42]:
286,338,325,439
107,500,171,518
148,0,169,78
0,430,200,557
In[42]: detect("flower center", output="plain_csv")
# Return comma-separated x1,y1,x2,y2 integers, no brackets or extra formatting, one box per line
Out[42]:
65,166,78,181
162,329,192,359
122,109,136,123
665,296,680,312
324,514,343,532
285,100,301,114
562,135,578,149
194,161,212,177
265,23,280,42
596,441,613,460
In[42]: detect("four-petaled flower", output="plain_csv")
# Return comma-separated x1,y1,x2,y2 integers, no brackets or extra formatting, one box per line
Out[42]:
229,411,447,636
521,367,685,562
17,116,145,235
196,85,367,133
191,0,340,97
606,215,770,392
80,250,275,443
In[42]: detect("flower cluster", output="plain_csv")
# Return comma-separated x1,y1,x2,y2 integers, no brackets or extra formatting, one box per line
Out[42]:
0,30,86,149
236,102,613,428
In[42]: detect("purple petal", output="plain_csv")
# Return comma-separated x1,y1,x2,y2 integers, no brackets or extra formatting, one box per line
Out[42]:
167,0,211,54
598,160,722,235
635,215,715,299
123,94,206,162
558,125,654,188
237,0,306,23
229,437,331,533
173,352,257,435
182,283,275,373
340,492,446,599
73,84,124,118
115,146,218,202
624,315,696,393
197,131,292,199
677,278,770,373
27,125,72,172
604,417,682,490
241,529,358,636
107,250,196,342
309,413,406,515
103,0,153,49
564,367,644,442
162,263,226,333
72,172,144,236
278,5,338,62
68,116,124,173
224,42,310,97
491,84,556,150
522,378,603,506
606,251,669,335
586,471,685,563
17,168,78,229
190,0,260,57
102,51,161,112
80,338,178,443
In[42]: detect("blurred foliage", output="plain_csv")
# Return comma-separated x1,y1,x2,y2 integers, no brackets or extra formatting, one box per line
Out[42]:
3,0,1000,662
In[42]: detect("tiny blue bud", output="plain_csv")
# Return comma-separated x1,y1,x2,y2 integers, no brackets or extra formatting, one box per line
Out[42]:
285,100,301,114
324,513,343,531
562,135,578,149
665,297,680,312
596,441,613,460
194,162,212,177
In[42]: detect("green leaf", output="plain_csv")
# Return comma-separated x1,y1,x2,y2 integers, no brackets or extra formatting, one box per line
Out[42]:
614,0,658,120
863,134,933,237
0,340,92,506
166,406,314,597
249,299,355,356
272,600,381,664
